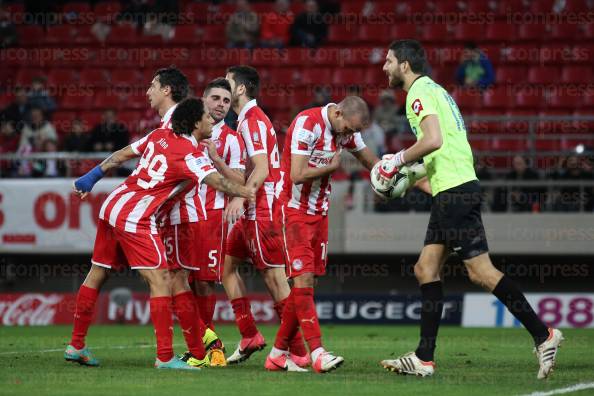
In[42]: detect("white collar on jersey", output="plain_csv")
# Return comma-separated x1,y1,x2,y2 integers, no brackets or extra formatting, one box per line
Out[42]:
237,99,257,125
180,134,199,147
321,102,335,132
211,119,225,140
161,103,177,127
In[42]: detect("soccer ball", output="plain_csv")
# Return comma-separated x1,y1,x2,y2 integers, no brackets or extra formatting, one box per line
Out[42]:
370,161,427,200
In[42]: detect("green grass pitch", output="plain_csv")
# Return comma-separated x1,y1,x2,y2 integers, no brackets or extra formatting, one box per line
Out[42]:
1,325,593,396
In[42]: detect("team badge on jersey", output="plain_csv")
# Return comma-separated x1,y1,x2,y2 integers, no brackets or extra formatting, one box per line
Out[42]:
412,99,423,116
292,259,303,271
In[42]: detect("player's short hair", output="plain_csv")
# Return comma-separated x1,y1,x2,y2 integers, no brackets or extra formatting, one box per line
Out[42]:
226,65,260,99
388,39,428,74
204,77,232,97
153,66,189,103
338,96,370,126
171,97,205,136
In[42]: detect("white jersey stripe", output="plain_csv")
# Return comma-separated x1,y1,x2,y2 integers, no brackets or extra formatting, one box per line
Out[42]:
184,188,199,223
99,184,127,220
307,179,322,215
125,195,155,232
108,191,136,227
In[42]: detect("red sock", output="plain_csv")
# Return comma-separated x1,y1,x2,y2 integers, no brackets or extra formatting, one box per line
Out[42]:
150,296,174,362
293,287,322,352
231,297,258,338
273,293,300,351
274,297,307,356
173,292,207,359
196,294,217,331
70,285,98,349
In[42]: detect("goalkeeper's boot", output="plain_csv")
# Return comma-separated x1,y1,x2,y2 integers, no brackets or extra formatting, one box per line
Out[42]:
535,328,564,379
180,351,210,368
312,351,344,373
155,356,200,370
381,352,435,377
226,331,266,364
64,344,99,367
265,352,308,372
203,328,225,351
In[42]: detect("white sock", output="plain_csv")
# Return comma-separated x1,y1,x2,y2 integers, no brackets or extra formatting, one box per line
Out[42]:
270,347,288,358
311,347,325,362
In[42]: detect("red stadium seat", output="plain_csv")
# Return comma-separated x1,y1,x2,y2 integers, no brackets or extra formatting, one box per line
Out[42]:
529,0,555,13
518,24,547,41
18,25,45,47
359,24,390,43
561,66,593,83
421,24,450,43
432,0,459,13
52,111,77,134
328,25,353,44
110,69,141,87
93,91,121,109
485,23,516,42
547,90,583,109
340,1,366,15
47,69,78,88
550,24,580,40
332,68,361,85
79,69,110,87
528,67,560,84
61,90,94,110
46,25,76,45
62,2,92,14
515,89,543,108
267,68,298,85
106,25,139,45
454,24,485,42
15,69,43,86
301,68,331,85
504,110,534,133
465,0,492,13
496,66,528,84
391,24,418,40
94,2,121,20
119,111,143,133
364,68,386,85
483,87,510,109
451,88,482,112
79,111,103,130
201,25,226,45
171,25,201,45
500,45,536,64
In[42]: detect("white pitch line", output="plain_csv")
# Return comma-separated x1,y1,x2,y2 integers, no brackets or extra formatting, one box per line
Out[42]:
520,382,594,396
0,343,184,356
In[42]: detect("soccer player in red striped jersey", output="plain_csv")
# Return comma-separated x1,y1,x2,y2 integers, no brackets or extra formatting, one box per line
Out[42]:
65,98,255,370
265,96,380,373
223,65,308,366
158,78,245,366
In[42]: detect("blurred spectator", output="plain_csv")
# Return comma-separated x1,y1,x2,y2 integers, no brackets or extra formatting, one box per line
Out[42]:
63,119,90,152
346,85,362,96
226,0,260,49
18,107,57,152
455,42,495,90
552,155,592,212
492,155,540,212
373,89,404,135
360,120,385,157
32,139,63,178
0,5,17,48
0,121,19,176
290,0,328,48
304,86,331,109
27,77,57,115
144,13,174,41
87,109,130,152
260,0,294,48
120,0,150,28
1,86,29,132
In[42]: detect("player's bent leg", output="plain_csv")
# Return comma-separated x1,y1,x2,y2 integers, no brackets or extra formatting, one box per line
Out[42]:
464,252,561,379
192,279,226,366
65,264,110,366
261,267,291,302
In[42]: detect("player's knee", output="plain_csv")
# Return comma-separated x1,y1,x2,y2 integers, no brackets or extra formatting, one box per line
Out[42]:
293,273,314,288
414,262,438,283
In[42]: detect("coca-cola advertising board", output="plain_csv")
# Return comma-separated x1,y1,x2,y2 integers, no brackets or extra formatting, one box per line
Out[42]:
0,178,124,253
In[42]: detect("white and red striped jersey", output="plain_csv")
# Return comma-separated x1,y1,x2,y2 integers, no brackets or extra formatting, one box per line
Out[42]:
159,104,176,129
198,120,246,211
237,99,282,221
98,128,216,234
279,104,366,216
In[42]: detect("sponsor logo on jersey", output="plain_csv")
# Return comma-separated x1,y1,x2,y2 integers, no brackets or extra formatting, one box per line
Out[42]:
412,99,423,116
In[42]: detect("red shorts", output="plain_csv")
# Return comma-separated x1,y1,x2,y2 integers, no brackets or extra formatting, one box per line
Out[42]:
91,219,167,271
282,206,329,278
161,210,227,282
226,214,285,271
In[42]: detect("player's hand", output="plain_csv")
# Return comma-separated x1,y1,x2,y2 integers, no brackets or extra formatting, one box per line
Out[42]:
72,182,89,200
375,158,399,189
328,149,342,171
203,139,221,163
73,165,104,200
225,197,245,225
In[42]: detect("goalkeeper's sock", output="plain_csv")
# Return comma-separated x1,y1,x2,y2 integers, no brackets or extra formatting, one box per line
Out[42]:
492,276,549,345
70,285,99,350
415,281,443,362
173,291,207,359
293,288,323,352
231,297,258,338
195,294,216,331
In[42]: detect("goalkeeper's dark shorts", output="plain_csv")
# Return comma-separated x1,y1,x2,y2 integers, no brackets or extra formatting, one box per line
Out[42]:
423,180,489,260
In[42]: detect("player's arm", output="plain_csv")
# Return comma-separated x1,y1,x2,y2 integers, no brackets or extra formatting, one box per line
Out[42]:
400,115,443,164
350,146,380,171
291,151,342,185
203,139,245,185
203,172,255,202
73,145,138,199
224,153,268,222
414,176,432,195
